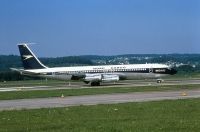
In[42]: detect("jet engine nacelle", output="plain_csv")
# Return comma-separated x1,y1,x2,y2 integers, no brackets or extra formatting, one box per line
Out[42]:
83,74,119,83
84,74,102,82
102,74,119,82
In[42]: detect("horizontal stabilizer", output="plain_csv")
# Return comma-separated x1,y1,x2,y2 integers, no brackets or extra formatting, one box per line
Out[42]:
10,68,40,75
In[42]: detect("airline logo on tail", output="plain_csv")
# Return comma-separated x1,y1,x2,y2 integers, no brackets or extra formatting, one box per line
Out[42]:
22,55,33,60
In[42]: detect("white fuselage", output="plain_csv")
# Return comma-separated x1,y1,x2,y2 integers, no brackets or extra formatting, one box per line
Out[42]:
24,63,171,80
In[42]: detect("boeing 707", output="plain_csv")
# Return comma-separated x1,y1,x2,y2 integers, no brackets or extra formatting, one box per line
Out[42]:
11,44,177,86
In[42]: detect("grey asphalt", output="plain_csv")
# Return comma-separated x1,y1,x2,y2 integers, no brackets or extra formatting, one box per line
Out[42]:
0,89,200,111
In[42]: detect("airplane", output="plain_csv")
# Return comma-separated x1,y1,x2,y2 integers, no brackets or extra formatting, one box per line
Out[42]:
11,43,177,86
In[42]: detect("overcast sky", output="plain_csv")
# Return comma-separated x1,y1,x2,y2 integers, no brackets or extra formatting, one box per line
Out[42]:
0,0,200,57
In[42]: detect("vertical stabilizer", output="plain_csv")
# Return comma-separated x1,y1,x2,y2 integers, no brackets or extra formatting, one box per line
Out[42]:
18,43,48,69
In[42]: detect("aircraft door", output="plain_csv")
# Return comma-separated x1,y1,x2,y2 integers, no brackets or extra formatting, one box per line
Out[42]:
149,68,153,73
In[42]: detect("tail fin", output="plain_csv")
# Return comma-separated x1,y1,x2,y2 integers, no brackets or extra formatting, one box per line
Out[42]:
18,43,48,69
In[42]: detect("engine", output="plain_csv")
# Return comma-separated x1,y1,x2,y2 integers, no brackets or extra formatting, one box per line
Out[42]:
102,74,119,82
83,74,119,83
84,74,102,82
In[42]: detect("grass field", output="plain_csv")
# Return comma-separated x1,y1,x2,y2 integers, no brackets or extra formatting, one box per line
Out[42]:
0,84,200,100
0,80,66,88
0,98,199,132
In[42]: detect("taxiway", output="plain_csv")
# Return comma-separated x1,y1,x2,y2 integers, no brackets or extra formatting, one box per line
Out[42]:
1,78,200,91
0,89,200,110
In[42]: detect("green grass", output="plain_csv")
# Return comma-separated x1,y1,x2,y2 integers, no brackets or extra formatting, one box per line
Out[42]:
0,84,200,100
0,98,200,132
0,80,67,88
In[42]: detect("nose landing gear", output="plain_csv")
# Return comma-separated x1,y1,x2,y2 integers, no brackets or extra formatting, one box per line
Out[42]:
157,79,164,83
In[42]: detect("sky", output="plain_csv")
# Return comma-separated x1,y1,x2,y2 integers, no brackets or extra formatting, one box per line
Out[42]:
0,0,200,57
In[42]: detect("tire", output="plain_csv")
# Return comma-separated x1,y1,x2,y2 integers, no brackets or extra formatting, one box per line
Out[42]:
157,80,162,83
91,82,100,86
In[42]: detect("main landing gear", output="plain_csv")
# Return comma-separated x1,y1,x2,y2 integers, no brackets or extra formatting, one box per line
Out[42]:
91,82,100,86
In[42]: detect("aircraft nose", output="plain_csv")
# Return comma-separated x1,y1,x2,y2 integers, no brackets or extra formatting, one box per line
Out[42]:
170,68,177,75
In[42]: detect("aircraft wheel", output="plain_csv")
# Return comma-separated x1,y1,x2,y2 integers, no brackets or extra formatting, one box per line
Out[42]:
157,80,161,83
157,79,163,83
91,82,100,86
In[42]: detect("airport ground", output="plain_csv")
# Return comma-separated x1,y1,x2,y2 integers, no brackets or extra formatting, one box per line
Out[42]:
0,77,200,131
1,78,200,100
